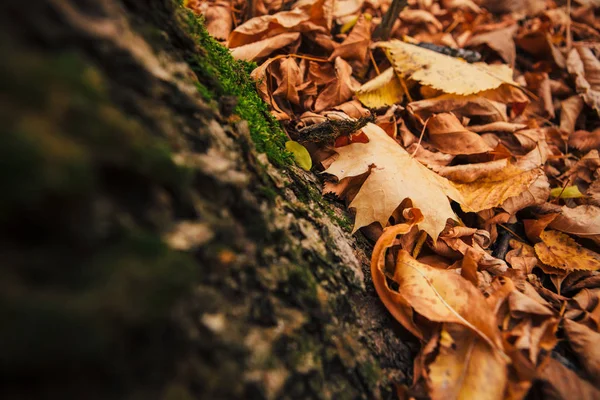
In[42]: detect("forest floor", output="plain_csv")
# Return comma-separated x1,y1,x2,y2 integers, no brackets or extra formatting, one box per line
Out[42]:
190,0,600,398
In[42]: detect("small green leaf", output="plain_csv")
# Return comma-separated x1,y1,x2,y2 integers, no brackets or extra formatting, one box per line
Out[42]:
285,141,312,171
550,185,584,199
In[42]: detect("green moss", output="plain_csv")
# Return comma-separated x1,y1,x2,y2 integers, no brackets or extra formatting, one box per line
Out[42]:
176,8,292,167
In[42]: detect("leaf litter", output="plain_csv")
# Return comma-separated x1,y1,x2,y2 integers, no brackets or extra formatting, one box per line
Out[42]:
189,0,600,398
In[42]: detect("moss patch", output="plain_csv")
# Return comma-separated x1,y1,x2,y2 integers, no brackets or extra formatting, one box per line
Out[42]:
177,8,292,167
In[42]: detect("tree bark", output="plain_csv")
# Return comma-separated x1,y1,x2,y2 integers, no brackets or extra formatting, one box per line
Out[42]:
0,1,415,399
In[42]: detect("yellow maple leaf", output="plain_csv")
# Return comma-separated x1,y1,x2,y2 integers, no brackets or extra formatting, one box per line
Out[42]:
534,230,600,271
377,40,519,96
324,123,463,240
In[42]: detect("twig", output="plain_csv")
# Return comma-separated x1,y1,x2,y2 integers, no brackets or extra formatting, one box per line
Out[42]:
373,0,408,41
411,117,430,158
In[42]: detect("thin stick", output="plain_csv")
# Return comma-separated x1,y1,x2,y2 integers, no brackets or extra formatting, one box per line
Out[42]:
373,0,408,41
369,49,381,75
411,117,430,158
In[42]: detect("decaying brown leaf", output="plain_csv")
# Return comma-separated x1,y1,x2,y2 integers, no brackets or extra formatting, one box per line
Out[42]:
534,230,600,271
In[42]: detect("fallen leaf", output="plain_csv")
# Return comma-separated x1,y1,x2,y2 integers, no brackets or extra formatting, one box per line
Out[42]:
408,93,509,122
370,210,425,339
379,40,520,96
230,32,301,61
286,141,312,170
389,250,504,350
534,230,600,271
567,45,600,116
314,57,359,111
467,24,518,66
569,128,600,152
356,67,405,108
400,9,443,32
328,14,371,62
452,167,546,213
273,57,302,104
560,95,584,133
427,113,494,155
563,319,600,383
538,357,600,400
428,324,507,400
324,123,463,239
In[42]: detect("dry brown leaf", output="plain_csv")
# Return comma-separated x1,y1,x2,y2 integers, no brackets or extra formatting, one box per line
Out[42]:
567,45,600,116
428,324,507,400
389,250,504,350
538,357,600,400
506,239,539,275
467,24,518,66
563,319,600,383
355,67,405,108
250,58,291,120
324,123,463,239
427,113,494,155
192,0,233,41
328,14,371,62
314,57,359,111
408,93,509,122
569,128,600,152
468,121,528,133
548,205,600,243
229,0,331,47
230,32,301,61
560,95,585,134
534,230,600,271
370,211,425,340
379,40,520,96
400,9,443,32
273,57,302,104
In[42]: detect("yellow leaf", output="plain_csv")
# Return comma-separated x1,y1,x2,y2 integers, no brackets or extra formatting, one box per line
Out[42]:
378,40,519,95
355,67,405,108
534,230,600,271
324,123,463,240
428,325,507,400
550,185,584,199
286,141,312,171
452,167,544,213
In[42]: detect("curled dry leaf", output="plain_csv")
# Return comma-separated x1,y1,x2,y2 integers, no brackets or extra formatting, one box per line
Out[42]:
467,24,518,67
328,14,371,62
560,95,585,133
370,210,425,339
388,250,504,350
569,128,600,152
563,319,600,383
567,45,600,116
355,67,405,108
534,230,600,271
427,113,494,155
230,32,301,61
408,93,509,122
324,123,463,239
314,57,359,111
379,40,521,96
538,358,600,400
428,324,507,400
273,56,302,104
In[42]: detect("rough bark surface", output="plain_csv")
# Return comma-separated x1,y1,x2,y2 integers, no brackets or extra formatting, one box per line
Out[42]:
0,1,415,399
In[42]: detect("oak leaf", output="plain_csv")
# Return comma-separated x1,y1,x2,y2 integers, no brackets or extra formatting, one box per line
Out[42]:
324,123,463,239
378,40,520,96
534,230,600,271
